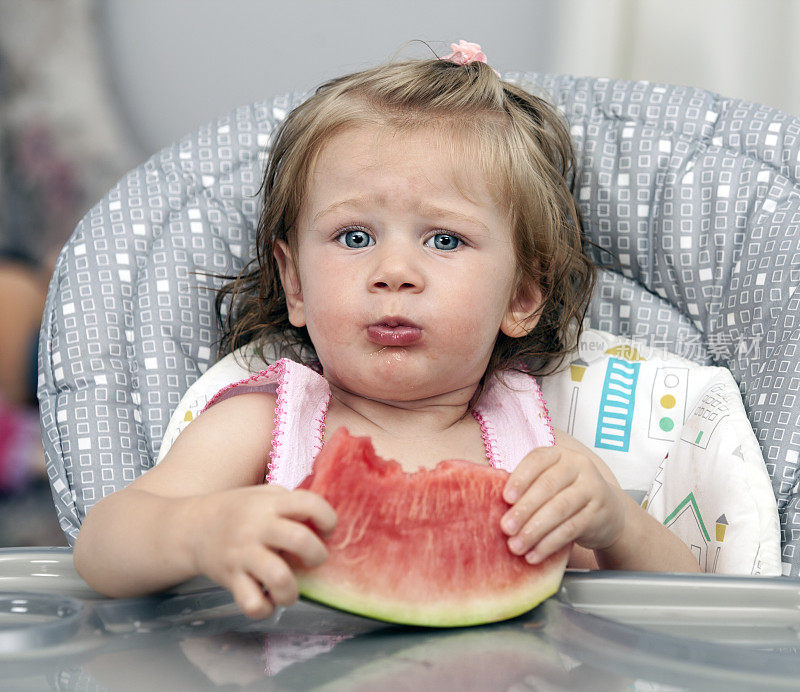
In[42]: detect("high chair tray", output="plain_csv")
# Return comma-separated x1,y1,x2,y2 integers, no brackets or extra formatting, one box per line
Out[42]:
559,569,800,648
1,547,800,691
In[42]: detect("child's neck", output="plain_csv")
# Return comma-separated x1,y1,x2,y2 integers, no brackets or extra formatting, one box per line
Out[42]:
323,381,491,471
328,382,476,440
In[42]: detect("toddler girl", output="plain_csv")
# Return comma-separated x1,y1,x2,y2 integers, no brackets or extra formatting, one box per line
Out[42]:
74,41,700,618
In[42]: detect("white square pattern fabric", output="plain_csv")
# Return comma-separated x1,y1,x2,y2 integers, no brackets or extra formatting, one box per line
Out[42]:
39,73,800,575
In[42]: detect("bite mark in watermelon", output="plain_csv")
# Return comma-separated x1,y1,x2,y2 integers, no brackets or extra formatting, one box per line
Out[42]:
297,428,568,627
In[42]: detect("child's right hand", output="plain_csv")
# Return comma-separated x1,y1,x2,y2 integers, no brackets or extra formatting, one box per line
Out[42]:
188,485,337,619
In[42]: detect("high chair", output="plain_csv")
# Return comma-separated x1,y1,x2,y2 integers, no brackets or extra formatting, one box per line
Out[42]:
37,73,800,577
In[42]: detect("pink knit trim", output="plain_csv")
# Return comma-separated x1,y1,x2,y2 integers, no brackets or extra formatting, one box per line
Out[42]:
529,375,555,447
471,409,498,469
266,361,290,484
310,393,331,463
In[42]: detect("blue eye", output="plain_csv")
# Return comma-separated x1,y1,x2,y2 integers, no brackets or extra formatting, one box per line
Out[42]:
338,229,374,248
426,233,462,251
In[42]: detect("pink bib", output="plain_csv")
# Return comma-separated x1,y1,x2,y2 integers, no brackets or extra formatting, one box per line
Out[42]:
203,358,555,488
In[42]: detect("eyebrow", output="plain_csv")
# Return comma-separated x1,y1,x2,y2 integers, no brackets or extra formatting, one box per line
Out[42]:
312,193,489,231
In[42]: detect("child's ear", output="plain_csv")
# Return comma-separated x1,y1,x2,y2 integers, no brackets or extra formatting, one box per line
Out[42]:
273,240,306,328
500,281,544,338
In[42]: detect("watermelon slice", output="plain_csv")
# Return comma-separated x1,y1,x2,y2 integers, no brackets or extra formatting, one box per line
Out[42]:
296,428,569,627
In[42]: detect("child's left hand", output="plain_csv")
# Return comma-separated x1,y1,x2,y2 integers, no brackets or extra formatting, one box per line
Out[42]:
500,446,626,564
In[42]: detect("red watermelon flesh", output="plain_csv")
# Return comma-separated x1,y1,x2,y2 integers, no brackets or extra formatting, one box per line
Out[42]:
296,427,569,627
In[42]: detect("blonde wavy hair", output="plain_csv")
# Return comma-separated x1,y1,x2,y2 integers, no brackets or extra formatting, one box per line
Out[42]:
214,55,598,391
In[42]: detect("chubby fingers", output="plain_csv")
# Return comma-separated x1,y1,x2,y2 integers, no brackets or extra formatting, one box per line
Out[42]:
508,486,593,564
274,488,338,538
230,490,338,620
232,548,300,620
231,571,276,620
502,446,562,505
501,447,582,561
260,515,332,569
229,550,298,619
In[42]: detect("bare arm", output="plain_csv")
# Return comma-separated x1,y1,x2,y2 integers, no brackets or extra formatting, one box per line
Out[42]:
593,490,702,572
73,392,337,613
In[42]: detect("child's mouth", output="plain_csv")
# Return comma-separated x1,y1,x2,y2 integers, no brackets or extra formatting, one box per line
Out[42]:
366,319,422,346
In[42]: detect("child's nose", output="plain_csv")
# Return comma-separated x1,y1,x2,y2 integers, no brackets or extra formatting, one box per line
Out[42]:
369,246,424,293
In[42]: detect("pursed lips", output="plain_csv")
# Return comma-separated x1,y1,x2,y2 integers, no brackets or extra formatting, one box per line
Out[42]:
366,317,422,346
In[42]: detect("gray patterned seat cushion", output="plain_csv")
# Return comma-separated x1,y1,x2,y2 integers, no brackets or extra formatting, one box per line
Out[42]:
38,74,800,576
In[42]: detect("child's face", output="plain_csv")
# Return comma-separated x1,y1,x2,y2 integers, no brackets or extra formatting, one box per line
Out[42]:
275,124,542,404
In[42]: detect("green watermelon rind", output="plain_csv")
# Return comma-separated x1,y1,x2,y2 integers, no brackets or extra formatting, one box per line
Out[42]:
297,563,565,628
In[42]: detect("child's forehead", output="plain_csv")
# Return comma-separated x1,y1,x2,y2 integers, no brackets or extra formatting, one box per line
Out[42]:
318,125,445,167
309,123,506,208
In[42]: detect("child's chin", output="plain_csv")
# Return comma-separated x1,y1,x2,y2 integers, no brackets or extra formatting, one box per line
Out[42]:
327,353,473,402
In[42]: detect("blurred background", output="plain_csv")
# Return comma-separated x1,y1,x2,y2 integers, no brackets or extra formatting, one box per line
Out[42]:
0,0,797,547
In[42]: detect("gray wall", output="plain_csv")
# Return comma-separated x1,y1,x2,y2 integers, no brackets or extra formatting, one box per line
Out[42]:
5,0,799,210
99,0,561,156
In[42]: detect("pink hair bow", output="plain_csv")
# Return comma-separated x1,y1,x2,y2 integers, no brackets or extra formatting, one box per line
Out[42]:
441,40,501,76
442,40,487,65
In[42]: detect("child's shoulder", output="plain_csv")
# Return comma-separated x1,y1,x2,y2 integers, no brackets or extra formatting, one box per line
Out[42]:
183,390,277,452
147,390,278,493
198,389,277,454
